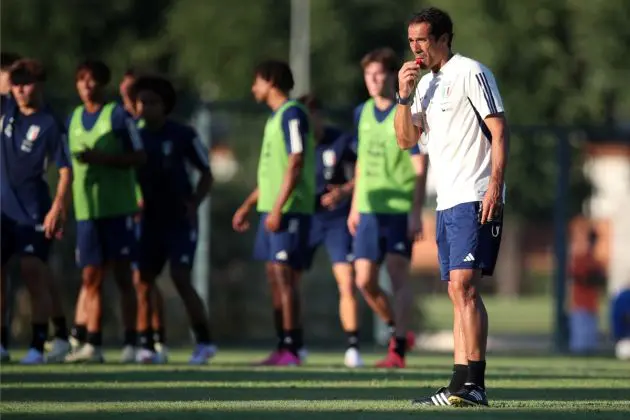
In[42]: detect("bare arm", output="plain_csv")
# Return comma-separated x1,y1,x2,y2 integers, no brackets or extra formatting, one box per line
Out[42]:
411,153,429,213
241,187,259,211
485,114,509,189
394,104,421,150
192,169,213,207
271,154,303,214
52,167,72,212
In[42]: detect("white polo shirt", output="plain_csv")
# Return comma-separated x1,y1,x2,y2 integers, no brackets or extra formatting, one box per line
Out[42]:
410,53,504,211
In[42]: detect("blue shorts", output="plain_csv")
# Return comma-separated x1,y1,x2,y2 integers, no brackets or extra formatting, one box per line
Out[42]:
1,213,50,266
138,217,198,273
436,201,502,281
253,213,311,270
75,215,137,268
303,212,354,270
611,289,630,340
354,213,411,262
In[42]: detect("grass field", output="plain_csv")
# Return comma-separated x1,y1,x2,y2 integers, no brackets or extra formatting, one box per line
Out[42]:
1,350,629,419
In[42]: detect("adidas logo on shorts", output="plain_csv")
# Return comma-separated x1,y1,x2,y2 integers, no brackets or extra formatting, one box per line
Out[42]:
463,253,475,262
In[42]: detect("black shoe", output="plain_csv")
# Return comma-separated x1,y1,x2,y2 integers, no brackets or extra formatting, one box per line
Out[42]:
447,383,488,407
412,386,452,406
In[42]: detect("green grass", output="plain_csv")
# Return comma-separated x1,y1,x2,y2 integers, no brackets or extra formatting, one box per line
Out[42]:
421,296,611,334
2,350,629,419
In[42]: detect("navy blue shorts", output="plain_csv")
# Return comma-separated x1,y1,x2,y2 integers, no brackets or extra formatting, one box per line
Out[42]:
436,201,502,281
1,213,50,266
138,217,198,273
354,213,411,262
75,215,137,268
611,289,630,340
253,213,311,270
303,212,354,270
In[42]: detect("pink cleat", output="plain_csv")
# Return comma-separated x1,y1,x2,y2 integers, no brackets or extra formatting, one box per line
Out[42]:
256,350,283,366
273,350,301,366
375,350,406,368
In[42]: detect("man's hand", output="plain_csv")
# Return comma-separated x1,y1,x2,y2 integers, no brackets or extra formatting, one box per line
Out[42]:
408,208,424,242
320,185,346,210
232,205,251,233
265,209,282,233
480,181,502,224
347,209,360,236
42,201,65,239
398,60,421,100
75,148,106,164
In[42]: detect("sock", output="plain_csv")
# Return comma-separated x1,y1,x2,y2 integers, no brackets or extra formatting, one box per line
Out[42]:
273,309,283,349
283,330,297,355
52,316,68,340
448,364,469,393
294,328,304,350
192,323,211,345
138,329,155,351
0,325,8,348
153,326,166,344
70,324,87,343
394,336,407,358
31,323,48,352
123,329,137,347
87,331,102,346
386,320,395,337
467,360,486,389
346,330,359,349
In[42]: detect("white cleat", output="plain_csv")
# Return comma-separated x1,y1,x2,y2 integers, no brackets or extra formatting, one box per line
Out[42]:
45,339,71,363
154,343,169,363
0,345,10,362
20,348,45,365
344,347,364,368
64,343,104,363
135,348,158,364
68,336,82,352
615,338,630,360
120,345,136,363
188,344,217,365
298,347,308,364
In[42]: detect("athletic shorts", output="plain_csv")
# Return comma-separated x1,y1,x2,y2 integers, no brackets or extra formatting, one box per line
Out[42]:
253,212,311,270
354,213,411,262
75,215,137,268
137,217,198,273
302,212,354,270
1,213,50,266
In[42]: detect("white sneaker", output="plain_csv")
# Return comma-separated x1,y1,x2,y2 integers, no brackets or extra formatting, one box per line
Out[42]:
154,343,169,363
0,345,10,362
20,348,45,364
344,347,364,368
120,345,136,363
298,347,308,363
135,348,158,364
45,339,71,363
188,344,217,365
64,343,104,363
68,335,81,352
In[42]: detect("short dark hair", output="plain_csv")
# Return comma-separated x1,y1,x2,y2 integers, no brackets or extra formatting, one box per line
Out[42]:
1,52,21,71
254,60,294,94
123,68,137,78
9,58,46,85
129,75,177,114
360,48,399,74
297,93,322,112
409,7,454,48
75,59,111,85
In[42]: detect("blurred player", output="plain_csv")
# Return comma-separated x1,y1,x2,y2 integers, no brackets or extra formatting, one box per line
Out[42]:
130,74,216,364
348,48,427,369
297,94,363,368
611,288,630,360
64,60,145,363
396,7,508,406
232,60,315,366
0,59,72,363
119,68,168,356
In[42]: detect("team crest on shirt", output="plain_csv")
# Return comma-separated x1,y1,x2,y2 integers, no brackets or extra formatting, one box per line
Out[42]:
322,149,336,180
440,81,453,99
21,125,40,152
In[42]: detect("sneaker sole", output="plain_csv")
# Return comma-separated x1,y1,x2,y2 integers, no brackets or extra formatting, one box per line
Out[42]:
447,396,488,407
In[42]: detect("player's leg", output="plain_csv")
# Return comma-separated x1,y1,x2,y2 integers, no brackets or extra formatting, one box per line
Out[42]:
69,287,88,350
65,220,105,363
45,265,71,350
106,215,139,363
151,286,166,350
0,216,14,361
446,202,500,407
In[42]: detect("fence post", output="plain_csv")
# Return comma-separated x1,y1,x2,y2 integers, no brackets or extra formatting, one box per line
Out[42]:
553,130,571,352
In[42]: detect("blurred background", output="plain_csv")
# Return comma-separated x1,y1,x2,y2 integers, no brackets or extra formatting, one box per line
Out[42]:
3,0,630,353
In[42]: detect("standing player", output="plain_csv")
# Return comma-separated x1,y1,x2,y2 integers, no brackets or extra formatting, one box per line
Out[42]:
64,60,144,363
232,60,314,366
395,8,508,406
348,48,428,369
0,59,72,363
298,94,363,368
130,75,216,364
